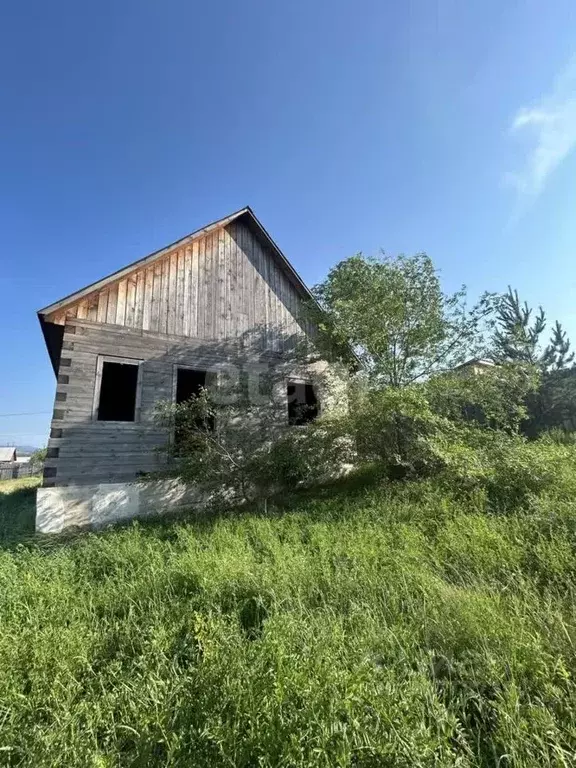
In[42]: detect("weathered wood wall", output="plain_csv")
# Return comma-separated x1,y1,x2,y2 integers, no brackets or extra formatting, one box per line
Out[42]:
41,219,332,489
45,222,310,351
43,317,286,486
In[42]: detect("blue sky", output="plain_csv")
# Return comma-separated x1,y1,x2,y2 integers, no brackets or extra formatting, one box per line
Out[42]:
1,0,576,447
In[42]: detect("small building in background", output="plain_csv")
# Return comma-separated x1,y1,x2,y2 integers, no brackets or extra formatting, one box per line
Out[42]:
0,447,17,465
452,358,496,377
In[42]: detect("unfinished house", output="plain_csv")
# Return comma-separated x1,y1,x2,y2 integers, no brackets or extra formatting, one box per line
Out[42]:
37,207,343,532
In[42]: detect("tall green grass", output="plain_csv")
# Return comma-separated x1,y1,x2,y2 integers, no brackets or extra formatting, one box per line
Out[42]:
1,476,575,766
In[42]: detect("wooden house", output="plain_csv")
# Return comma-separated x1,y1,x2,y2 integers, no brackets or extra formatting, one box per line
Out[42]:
36,207,344,532
0,447,17,465
452,358,496,377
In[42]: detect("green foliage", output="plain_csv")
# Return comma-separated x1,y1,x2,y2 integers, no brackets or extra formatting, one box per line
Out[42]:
541,319,575,372
492,286,547,365
257,418,355,493
349,385,445,478
491,287,576,436
309,252,496,387
29,447,47,465
156,378,351,508
526,367,576,437
425,362,540,433
345,373,576,510
541,426,576,445
433,427,576,509
2,476,576,764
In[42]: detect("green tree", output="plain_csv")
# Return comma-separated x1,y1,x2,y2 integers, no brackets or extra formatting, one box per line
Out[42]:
425,362,539,434
29,447,47,465
491,287,546,365
492,287,574,372
491,287,576,436
541,320,575,372
308,252,496,388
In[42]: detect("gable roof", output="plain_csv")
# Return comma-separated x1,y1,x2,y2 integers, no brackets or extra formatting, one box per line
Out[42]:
0,447,16,463
37,206,315,319
452,358,495,371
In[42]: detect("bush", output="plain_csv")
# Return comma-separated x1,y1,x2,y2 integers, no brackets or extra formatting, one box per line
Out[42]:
156,390,353,509
256,418,355,495
425,362,539,433
346,382,576,510
349,386,448,479
433,427,576,509
540,426,576,445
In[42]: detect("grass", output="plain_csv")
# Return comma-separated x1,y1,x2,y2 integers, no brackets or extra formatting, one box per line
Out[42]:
1,475,576,766
0,476,40,544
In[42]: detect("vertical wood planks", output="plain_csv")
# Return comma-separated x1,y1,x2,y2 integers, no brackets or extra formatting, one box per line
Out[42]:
197,236,206,338
97,290,109,324
143,268,154,331
116,280,127,326
167,253,177,335
183,246,191,337
191,239,199,338
77,300,89,320
126,276,137,327
106,285,118,325
204,234,214,340
135,271,145,328
229,224,239,338
176,249,185,336
150,263,162,332
43,222,309,350
160,254,170,335
217,228,226,340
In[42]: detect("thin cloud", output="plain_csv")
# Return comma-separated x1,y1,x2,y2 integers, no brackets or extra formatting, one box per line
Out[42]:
505,56,576,209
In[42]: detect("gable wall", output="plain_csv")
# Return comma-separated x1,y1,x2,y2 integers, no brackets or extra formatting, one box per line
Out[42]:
46,221,310,351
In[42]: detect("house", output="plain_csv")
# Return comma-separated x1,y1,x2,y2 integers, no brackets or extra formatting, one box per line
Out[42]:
36,207,343,532
0,447,17,466
452,358,495,377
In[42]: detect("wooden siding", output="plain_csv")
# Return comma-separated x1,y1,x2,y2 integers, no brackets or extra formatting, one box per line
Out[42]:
43,318,301,487
46,222,308,351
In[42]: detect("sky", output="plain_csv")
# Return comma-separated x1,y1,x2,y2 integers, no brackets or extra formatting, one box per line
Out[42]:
1,0,576,448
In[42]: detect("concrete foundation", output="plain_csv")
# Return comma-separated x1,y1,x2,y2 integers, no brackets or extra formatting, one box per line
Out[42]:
36,480,203,533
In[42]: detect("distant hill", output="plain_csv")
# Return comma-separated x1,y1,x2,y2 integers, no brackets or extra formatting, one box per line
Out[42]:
14,445,40,456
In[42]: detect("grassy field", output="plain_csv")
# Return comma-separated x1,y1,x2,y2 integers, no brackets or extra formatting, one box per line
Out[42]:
1,475,576,766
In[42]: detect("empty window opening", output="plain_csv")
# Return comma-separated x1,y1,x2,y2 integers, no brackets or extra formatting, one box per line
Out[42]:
97,361,139,421
287,380,319,425
175,368,214,436
176,368,208,404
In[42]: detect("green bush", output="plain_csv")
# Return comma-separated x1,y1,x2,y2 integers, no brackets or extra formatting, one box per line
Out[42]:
425,362,539,433
433,427,576,509
349,386,448,479
540,426,576,445
156,390,354,509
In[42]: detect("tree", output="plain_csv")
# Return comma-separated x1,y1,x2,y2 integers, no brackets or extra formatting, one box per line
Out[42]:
491,287,574,372
541,320,575,372
425,362,539,434
490,287,576,436
29,447,47,465
308,252,496,388
491,287,546,365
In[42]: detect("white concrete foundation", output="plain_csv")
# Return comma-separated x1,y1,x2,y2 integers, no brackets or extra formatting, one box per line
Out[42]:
36,480,203,533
